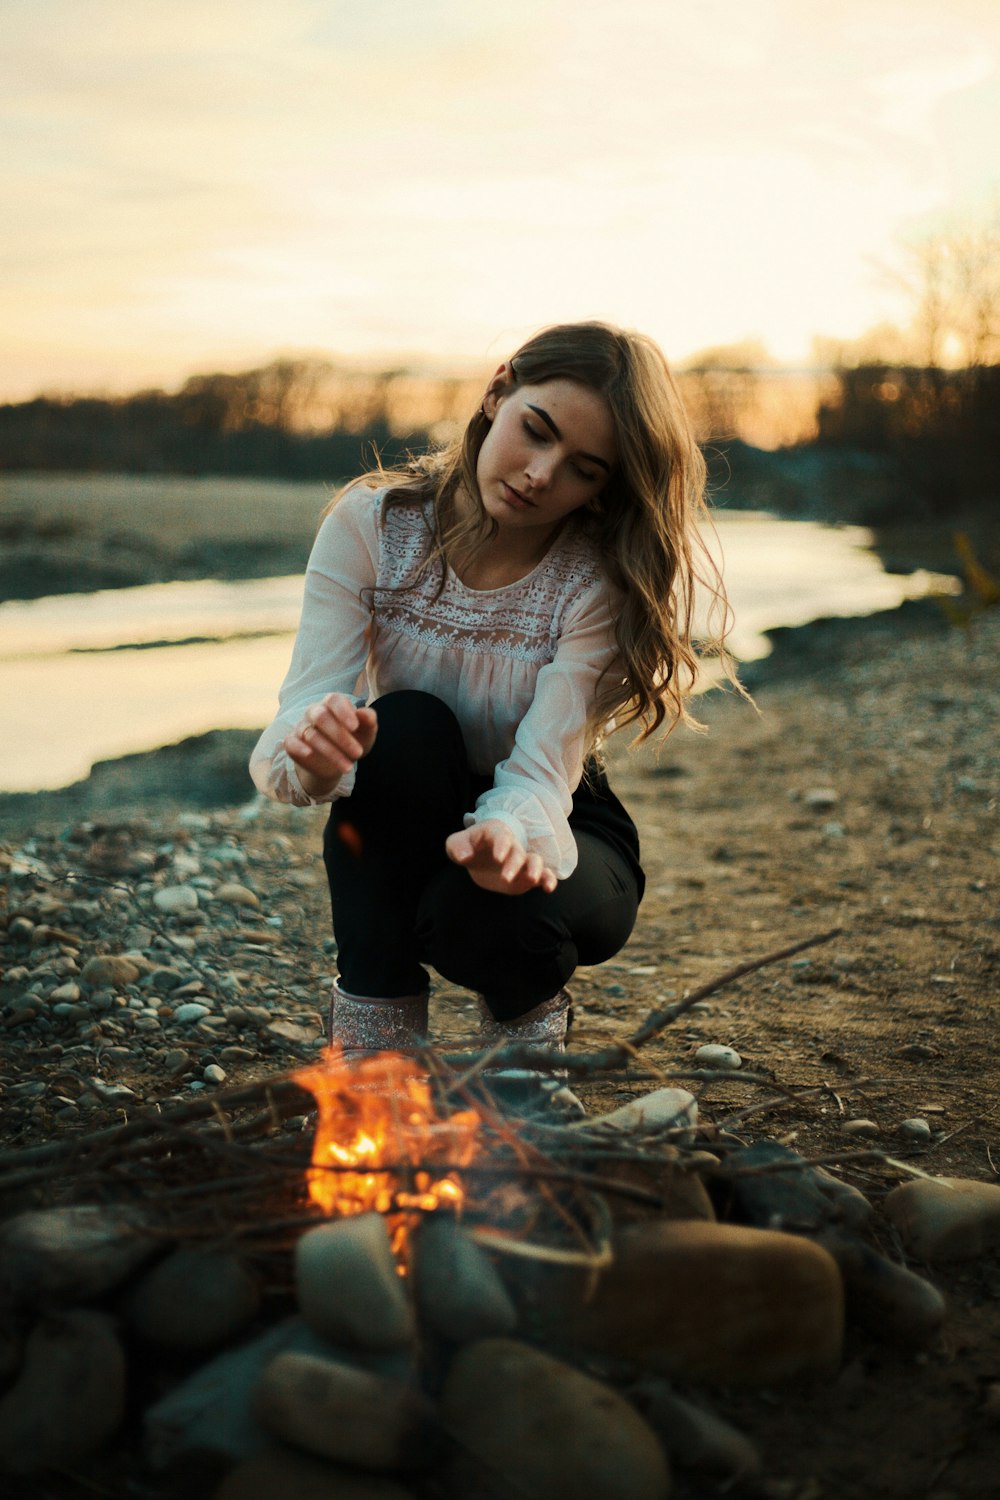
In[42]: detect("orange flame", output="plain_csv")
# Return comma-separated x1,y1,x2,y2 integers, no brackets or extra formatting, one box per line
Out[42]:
294,1046,483,1259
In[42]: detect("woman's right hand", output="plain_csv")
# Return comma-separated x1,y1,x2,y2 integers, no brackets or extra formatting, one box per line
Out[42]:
283,694,378,796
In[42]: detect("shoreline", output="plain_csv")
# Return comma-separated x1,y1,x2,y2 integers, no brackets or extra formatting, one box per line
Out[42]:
0,593,964,840
3,452,993,608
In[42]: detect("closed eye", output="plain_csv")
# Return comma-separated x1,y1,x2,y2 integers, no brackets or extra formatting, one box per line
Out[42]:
524,421,598,482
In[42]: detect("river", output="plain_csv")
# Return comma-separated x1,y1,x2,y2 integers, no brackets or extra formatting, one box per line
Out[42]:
0,503,955,793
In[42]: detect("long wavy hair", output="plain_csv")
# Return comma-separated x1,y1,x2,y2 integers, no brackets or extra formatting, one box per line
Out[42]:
333,320,736,742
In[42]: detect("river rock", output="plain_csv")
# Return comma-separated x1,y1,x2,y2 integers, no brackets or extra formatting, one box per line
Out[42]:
804,787,839,810
0,1309,125,1472
153,885,200,914
723,1141,836,1232
266,1019,318,1046
30,924,80,948
296,1214,415,1351
898,1117,932,1144
583,1087,698,1137
815,1232,946,1345
694,1044,742,1071
883,1177,1000,1261
174,1002,211,1024
521,1220,843,1384
411,1216,518,1343
842,1118,880,1137
0,1205,156,1312
214,883,260,908
86,1077,138,1106
122,1246,261,1352
49,981,81,1002
629,1380,761,1480
145,1316,345,1470
146,966,185,992
811,1168,875,1231
80,953,143,988
217,1446,418,1500
441,1338,671,1500
254,1351,441,1472
172,979,206,997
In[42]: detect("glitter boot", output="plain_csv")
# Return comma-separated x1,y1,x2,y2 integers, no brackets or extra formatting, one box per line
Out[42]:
475,989,572,1053
327,981,429,1054
475,990,582,1114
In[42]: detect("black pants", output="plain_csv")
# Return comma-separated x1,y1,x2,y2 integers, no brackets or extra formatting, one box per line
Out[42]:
323,691,644,1021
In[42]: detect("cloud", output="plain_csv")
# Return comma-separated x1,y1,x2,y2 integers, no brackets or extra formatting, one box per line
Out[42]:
1,0,998,393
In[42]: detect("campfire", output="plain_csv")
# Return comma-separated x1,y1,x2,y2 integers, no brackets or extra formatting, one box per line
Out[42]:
295,1045,482,1259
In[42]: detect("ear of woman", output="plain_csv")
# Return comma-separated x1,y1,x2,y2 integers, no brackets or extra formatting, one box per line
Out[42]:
482,361,516,420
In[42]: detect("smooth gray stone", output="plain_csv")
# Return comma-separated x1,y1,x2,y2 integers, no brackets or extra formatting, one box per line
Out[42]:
295,1214,415,1352
723,1141,836,1232
153,885,200,913
0,1205,155,1313
122,1246,261,1352
816,1231,946,1345
811,1167,874,1230
144,1317,338,1470
0,1309,125,1473
581,1087,698,1138
629,1379,761,1478
411,1216,517,1344
694,1044,742,1071
173,1002,211,1024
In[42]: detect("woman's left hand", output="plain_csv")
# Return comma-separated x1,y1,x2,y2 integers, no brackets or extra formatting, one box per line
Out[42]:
445,821,557,896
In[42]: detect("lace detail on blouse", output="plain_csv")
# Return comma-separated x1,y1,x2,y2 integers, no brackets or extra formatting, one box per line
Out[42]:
372,500,604,663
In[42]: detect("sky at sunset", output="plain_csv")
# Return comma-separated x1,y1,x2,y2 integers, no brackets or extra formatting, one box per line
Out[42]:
3,0,999,399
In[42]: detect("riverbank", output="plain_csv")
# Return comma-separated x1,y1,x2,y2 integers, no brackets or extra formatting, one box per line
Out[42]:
2,592,998,1497
0,593,960,837
3,453,995,605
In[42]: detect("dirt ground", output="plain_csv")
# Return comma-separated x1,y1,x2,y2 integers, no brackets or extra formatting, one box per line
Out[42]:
1,599,998,1499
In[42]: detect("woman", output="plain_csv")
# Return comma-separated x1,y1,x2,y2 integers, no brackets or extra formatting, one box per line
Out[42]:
250,321,729,1056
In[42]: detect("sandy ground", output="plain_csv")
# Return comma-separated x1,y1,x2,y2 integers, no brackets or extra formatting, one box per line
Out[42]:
1,598,998,1498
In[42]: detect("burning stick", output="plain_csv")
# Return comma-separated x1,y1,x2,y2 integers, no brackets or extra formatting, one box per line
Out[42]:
294,1047,483,1261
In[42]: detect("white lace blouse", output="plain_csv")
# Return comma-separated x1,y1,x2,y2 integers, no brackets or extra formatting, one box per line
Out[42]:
249,483,622,878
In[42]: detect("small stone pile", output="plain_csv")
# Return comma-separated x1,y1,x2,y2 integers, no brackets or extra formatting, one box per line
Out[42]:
3,1080,1000,1499
1,813,336,1134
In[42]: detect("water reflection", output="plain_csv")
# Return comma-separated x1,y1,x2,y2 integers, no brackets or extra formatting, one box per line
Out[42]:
0,514,955,793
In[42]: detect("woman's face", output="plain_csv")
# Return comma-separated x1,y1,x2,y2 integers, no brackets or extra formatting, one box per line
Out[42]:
475,373,617,544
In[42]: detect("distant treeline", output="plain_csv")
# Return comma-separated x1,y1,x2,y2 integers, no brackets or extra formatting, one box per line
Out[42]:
0,391,427,481
815,362,999,515
1,356,996,516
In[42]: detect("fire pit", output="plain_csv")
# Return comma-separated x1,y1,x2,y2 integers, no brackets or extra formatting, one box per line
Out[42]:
0,930,977,1499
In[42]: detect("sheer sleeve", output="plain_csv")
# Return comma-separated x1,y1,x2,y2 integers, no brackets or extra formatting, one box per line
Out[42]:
249,485,378,806
464,578,621,878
